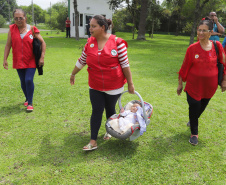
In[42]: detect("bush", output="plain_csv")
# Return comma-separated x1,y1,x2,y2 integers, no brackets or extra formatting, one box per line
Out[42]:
0,15,6,28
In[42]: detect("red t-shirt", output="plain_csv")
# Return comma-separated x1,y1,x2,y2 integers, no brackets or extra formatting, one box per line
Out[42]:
179,41,226,101
65,20,71,28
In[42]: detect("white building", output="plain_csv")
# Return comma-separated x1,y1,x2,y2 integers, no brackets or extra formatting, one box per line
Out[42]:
68,0,113,38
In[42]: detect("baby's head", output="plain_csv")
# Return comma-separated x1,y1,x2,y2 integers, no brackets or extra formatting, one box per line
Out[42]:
130,103,141,113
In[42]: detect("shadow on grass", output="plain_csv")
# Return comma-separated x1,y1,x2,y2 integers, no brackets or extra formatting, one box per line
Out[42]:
27,131,204,167
27,132,139,167
147,131,205,161
0,103,25,116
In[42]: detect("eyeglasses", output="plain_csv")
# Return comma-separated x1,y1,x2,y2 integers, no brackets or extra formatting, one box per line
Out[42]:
197,29,210,33
210,14,217,17
14,17,25,21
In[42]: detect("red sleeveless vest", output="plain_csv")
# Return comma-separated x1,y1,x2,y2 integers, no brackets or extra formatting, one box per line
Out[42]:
10,24,39,69
85,35,127,91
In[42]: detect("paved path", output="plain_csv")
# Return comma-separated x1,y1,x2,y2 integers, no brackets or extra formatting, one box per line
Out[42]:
0,28,53,34
0,28,9,33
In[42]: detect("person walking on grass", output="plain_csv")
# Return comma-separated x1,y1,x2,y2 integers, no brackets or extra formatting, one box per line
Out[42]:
3,9,46,112
177,20,226,145
70,15,135,151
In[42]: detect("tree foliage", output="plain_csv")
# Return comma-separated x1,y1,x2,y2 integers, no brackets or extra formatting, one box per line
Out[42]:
45,2,68,31
0,0,17,22
0,14,6,27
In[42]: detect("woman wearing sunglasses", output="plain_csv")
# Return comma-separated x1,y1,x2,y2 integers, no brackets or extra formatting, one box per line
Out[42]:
177,20,226,145
3,9,46,112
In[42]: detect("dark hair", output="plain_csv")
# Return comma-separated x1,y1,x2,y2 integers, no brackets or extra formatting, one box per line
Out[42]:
92,15,112,32
198,20,213,30
13,9,26,17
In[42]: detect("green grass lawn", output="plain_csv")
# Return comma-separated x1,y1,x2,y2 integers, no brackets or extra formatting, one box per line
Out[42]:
0,31,225,185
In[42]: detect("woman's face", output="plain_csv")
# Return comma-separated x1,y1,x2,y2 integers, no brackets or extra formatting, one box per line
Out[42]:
14,11,26,27
89,18,104,37
197,24,212,41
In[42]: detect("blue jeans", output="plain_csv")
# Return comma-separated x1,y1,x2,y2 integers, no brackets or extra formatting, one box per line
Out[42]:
17,68,36,105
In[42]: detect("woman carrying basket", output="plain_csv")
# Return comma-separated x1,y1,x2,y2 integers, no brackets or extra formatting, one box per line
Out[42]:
70,15,134,151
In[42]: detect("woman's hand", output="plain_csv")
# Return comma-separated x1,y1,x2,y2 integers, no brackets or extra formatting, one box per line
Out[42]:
38,57,44,67
3,60,8,70
70,75,75,86
221,80,226,92
128,83,135,94
177,84,183,95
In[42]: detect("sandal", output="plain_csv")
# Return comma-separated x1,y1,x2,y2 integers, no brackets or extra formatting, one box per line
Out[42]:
83,143,98,151
103,132,112,140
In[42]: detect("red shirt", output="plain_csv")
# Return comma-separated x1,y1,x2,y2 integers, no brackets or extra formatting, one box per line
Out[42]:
10,24,39,69
179,41,226,101
65,20,71,28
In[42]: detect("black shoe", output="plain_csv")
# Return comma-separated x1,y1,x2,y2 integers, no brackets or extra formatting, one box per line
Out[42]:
189,136,198,145
187,121,190,127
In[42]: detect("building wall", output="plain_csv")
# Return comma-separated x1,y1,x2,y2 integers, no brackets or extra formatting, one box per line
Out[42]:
70,0,113,38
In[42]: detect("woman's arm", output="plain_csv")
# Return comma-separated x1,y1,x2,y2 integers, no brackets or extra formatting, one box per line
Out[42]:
3,31,12,70
177,76,183,95
221,74,226,92
70,65,81,86
122,67,134,94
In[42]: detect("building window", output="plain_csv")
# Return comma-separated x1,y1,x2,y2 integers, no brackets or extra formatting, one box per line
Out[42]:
80,14,83,27
73,13,83,27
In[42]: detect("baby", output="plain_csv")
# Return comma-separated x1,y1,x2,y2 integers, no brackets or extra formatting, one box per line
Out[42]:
118,103,141,133
108,102,146,135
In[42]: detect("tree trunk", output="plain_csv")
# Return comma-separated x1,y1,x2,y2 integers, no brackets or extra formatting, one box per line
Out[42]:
136,0,148,40
151,18,154,39
73,0,79,40
189,0,210,45
132,16,135,39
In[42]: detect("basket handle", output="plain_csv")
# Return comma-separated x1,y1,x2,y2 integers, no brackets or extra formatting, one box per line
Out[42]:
118,91,148,123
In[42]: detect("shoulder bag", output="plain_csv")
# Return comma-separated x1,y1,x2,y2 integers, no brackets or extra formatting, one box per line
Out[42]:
213,41,223,86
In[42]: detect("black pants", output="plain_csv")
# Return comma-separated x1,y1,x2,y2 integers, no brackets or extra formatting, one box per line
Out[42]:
186,92,211,135
66,27,70,38
89,89,121,140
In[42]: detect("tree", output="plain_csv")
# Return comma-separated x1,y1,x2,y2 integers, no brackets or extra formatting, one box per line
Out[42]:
0,14,6,27
112,8,132,32
147,0,162,38
0,0,17,22
73,0,79,40
166,0,186,36
24,4,46,25
45,2,68,31
189,0,210,45
52,2,67,31
136,0,148,40
109,0,148,39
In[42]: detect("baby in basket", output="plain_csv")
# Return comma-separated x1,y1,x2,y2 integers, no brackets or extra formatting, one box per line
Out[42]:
109,103,146,134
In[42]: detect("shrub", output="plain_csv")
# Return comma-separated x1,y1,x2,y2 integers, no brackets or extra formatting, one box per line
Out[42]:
0,15,6,28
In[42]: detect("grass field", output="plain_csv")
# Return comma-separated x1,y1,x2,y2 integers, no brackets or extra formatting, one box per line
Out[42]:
0,31,225,185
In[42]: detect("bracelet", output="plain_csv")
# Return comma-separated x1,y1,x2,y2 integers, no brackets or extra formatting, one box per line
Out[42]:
71,74,75,76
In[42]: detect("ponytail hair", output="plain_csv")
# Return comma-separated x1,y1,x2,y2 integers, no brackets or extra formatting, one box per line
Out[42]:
93,15,113,32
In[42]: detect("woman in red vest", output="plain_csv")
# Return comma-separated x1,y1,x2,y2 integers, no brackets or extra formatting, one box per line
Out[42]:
3,9,46,112
70,15,135,151
177,20,226,145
